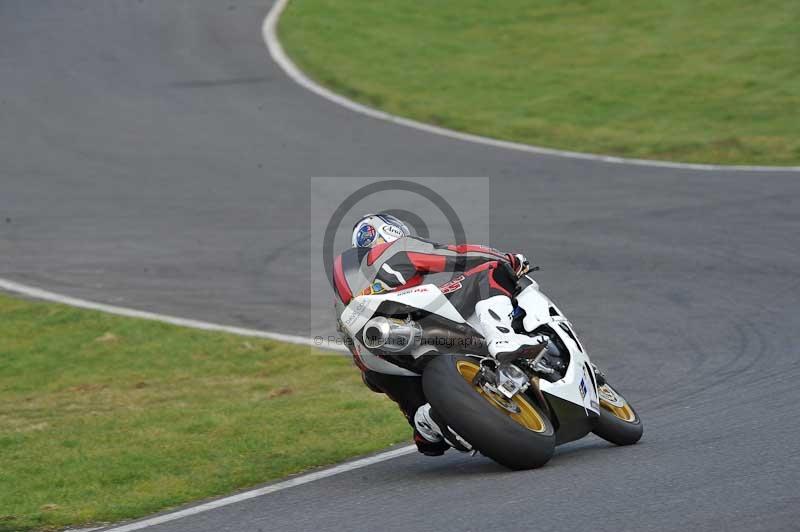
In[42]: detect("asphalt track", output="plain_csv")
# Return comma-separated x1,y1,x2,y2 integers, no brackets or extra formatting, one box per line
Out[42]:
1,1,799,531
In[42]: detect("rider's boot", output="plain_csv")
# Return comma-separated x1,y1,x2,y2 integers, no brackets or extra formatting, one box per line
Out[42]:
413,404,472,455
475,295,547,363
413,403,449,456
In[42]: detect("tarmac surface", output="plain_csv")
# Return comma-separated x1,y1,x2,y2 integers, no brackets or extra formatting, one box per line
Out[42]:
1,1,799,530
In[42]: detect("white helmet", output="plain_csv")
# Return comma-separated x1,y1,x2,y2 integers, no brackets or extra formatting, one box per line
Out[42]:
351,213,411,248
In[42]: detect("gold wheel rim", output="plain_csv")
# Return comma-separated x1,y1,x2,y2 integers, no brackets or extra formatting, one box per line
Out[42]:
456,360,546,433
598,384,637,422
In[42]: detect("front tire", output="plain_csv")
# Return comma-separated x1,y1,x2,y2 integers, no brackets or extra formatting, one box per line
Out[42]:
422,355,555,470
592,382,643,445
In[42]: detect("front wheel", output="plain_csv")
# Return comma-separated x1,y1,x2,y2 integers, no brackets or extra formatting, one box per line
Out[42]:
592,382,643,445
422,355,555,470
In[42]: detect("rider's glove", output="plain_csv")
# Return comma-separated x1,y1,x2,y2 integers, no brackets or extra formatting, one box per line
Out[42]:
506,253,531,278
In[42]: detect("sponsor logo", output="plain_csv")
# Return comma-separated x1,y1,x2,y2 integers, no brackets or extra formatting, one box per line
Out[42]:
360,281,389,296
343,298,368,328
395,286,429,296
579,378,587,399
590,400,599,411
381,224,405,239
439,275,465,294
355,224,376,247
583,365,596,393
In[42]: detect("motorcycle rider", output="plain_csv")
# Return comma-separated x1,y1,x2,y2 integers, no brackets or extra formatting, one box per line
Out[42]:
333,213,544,455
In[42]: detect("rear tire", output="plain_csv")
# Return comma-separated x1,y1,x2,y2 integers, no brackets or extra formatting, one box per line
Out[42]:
592,382,643,446
422,355,555,470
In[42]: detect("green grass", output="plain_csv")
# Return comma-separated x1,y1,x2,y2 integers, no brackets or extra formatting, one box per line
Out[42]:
280,0,800,165
0,294,408,531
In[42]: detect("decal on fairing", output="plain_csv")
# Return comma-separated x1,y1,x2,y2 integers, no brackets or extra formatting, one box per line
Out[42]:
581,364,599,413
342,297,369,329
394,286,430,296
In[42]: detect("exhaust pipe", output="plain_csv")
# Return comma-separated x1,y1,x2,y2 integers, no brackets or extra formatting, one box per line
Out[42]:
363,317,422,352
362,317,487,354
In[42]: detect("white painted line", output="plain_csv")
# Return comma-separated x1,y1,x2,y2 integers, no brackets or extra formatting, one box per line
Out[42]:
262,0,800,173
1,277,419,531
0,278,347,352
100,445,417,532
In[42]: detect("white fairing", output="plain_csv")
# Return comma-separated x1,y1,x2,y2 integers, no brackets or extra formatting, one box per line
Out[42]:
339,278,599,415
515,281,599,414
340,284,464,376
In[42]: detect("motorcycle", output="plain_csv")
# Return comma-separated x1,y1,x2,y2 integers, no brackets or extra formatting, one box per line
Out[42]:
337,275,643,470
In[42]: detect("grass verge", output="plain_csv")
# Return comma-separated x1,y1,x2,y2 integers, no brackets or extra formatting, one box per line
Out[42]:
0,293,408,531
280,0,800,165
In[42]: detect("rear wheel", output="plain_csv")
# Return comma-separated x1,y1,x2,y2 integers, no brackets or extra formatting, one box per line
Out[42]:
592,382,643,445
422,355,555,470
